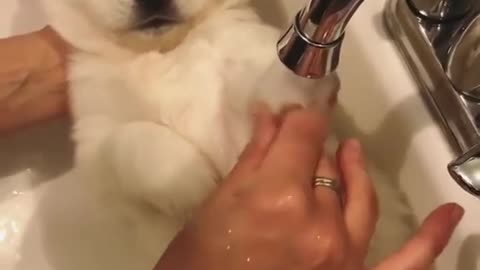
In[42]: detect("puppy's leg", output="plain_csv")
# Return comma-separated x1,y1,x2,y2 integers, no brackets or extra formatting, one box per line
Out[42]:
254,70,340,114
100,121,218,219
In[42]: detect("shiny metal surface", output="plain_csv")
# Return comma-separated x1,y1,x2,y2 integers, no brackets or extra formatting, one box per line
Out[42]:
449,144,480,197
447,14,480,99
407,0,472,21
313,176,341,193
277,0,364,78
384,0,480,198
299,0,365,44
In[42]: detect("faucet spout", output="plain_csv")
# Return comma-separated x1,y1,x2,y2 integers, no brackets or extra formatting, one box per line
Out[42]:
300,0,365,44
277,0,364,78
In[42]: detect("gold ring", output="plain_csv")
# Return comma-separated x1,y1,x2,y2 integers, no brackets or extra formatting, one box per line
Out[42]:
312,177,341,194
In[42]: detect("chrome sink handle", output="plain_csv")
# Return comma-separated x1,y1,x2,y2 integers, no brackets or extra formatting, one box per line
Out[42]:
385,0,480,199
407,0,473,21
449,144,480,197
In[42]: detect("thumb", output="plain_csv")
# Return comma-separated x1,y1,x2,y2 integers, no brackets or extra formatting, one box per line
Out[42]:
374,203,464,270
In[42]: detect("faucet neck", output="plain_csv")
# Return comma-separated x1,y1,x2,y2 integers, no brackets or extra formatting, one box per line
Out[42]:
299,0,364,45
276,0,364,79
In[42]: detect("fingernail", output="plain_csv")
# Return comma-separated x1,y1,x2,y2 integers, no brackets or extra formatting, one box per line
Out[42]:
450,204,465,224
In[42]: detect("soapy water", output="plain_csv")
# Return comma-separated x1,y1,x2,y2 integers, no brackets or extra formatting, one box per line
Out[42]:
0,171,35,269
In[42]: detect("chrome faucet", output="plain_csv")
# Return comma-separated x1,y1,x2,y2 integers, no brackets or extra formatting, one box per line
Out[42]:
407,0,472,21
276,0,364,79
385,0,480,198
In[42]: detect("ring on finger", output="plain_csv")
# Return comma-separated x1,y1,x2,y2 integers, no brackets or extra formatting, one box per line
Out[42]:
313,176,342,196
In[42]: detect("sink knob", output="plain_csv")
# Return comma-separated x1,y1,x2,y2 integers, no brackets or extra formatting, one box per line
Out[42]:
449,143,480,198
407,0,473,22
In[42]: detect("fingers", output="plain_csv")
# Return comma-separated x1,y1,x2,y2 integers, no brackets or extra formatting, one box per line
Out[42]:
311,154,347,242
232,103,278,173
263,108,330,186
337,139,378,257
313,155,342,212
0,90,67,134
374,203,464,270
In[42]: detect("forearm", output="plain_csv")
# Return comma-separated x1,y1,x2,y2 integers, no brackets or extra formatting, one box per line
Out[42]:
0,26,69,133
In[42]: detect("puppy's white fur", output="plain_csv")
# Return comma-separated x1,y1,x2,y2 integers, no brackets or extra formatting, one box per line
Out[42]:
42,0,415,268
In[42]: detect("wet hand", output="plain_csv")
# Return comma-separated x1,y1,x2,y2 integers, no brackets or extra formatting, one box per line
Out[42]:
0,26,69,132
155,105,464,270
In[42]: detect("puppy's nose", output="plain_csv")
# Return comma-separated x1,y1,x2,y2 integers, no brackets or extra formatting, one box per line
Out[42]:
135,0,175,15
134,0,179,29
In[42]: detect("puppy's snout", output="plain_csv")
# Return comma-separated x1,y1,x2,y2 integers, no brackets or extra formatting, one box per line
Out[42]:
135,0,175,13
134,0,179,29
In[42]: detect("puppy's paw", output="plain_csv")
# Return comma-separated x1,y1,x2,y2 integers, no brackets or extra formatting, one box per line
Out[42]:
103,121,218,218
254,72,340,115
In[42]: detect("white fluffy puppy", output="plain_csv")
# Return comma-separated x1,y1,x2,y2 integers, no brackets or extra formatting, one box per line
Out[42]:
41,0,414,268
43,0,338,219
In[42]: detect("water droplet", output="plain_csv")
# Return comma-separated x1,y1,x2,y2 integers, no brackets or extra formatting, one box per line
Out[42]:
227,229,232,234
226,245,231,250
12,190,24,196
246,257,251,263
0,229,7,242
316,235,321,240
12,221,20,233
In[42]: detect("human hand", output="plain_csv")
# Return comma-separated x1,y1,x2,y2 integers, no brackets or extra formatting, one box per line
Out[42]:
0,26,69,133
155,105,464,270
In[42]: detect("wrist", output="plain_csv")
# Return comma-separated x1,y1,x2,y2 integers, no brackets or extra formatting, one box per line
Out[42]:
154,230,216,270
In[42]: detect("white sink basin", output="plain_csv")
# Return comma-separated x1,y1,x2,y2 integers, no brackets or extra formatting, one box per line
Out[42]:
1,0,479,270
337,2,480,269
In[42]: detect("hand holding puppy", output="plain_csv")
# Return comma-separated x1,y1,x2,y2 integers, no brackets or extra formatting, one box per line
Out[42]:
154,106,464,270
